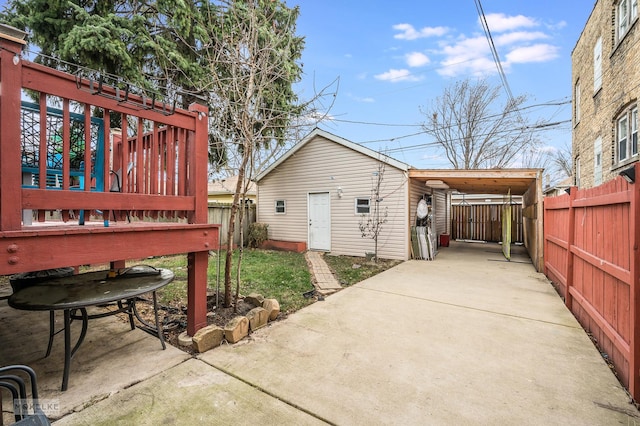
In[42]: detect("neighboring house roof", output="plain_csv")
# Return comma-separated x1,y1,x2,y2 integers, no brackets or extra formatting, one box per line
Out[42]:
256,128,411,182
208,175,256,196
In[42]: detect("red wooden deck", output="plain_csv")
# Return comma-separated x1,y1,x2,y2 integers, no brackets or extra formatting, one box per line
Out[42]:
544,164,640,401
0,31,218,335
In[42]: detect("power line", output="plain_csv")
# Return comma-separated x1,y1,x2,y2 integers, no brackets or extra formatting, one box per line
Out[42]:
474,0,517,107
383,119,571,154
330,98,571,130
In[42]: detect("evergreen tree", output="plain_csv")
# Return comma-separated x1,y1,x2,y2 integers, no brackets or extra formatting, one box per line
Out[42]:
0,0,207,103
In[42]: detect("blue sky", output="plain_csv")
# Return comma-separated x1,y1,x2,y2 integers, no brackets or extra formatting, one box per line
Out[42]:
292,0,595,169
0,0,594,171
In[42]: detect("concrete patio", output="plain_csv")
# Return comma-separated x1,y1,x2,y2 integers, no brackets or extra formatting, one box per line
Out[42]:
1,242,638,425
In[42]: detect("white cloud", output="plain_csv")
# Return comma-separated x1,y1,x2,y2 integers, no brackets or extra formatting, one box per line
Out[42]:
494,31,549,46
435,36,496,76
379,13,559,82
374,69,423,82
482,13,538,32
393,23,449,40
438,56,499,78
505,44,560,63
406,52,430,67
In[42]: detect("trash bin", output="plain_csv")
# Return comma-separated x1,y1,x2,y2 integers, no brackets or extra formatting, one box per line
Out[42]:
439,233,450,247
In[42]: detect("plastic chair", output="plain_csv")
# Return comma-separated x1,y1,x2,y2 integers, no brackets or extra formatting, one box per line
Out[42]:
0,365,50,425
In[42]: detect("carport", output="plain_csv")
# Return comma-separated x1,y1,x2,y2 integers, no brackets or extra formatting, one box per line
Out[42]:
408,168,544,271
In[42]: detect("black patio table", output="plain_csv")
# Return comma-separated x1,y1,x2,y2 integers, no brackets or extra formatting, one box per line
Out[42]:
8,266,174,391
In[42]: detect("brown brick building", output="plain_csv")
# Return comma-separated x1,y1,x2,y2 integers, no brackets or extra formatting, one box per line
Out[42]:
572,0,638,188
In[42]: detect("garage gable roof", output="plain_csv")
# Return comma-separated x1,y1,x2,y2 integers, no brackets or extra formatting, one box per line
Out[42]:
256,128,410,182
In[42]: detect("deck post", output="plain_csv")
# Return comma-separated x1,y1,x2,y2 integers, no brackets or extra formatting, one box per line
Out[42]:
0,26,27,231
186,102,210,335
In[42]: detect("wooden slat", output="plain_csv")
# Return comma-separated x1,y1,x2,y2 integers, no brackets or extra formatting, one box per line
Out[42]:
0,223,219,276
21,189,195,211
21,62,197,130
569,287,630,358
83,103,92,191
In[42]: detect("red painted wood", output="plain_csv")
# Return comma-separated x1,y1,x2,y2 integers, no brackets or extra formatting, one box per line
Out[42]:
22,189,195,211
544,168,640,399
102,109,111,194
121,114,129,192
0,39,25,231
83,103,91,190
187,251,208,336
629,163,640,401
62,99,71,191
569,286,630,357
38,94,47,190
151,123,159,195
0,223,218,275
136,118,143,193
1,50,216,336
189,103,209,224
21,63,196,130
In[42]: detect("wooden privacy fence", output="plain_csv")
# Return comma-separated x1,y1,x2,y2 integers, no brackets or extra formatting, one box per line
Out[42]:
207,203,256,247
451,203,523,243
544,164,640,400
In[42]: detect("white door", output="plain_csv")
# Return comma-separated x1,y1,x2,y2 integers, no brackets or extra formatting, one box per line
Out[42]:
308,192,331,251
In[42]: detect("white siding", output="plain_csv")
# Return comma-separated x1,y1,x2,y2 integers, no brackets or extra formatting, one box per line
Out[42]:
409,178,429,227
433,190,447,239
257,135,409,260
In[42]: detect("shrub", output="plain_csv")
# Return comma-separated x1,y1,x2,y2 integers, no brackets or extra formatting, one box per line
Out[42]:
248,222,269,248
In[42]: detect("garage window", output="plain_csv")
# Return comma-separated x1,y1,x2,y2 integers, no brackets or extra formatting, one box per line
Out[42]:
275,200,286,214
355,198,370,214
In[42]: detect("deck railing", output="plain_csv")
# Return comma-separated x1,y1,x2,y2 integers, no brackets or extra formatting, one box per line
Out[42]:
1,36,208,229
1,28,215,335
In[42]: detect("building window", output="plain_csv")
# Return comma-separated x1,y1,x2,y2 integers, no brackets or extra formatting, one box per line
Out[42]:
594,137,602,186
633,107,638,157
574,80,581,124
617,106,638,163
355,198,370,214
575,156,581,188
618,0,638,41
275,200,286,214
593,37,602,92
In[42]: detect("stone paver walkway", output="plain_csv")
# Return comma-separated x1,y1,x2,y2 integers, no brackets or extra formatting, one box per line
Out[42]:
305,251,342,296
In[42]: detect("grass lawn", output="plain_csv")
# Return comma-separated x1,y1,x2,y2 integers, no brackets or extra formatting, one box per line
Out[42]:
323,255,402,286
124,249,315,315
118,250,401,316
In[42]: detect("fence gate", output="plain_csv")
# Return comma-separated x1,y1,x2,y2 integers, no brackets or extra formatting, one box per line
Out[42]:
451,203,523,243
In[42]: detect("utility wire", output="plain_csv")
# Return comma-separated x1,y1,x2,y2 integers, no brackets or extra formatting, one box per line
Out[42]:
474,0,516,106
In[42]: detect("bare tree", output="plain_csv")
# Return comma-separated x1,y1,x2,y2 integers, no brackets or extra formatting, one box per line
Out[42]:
420,78,544,169
551,140,572,179
359,160,388,263
189,1,335,308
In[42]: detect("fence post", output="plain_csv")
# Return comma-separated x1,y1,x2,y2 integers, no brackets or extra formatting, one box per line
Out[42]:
629,163,640,401
565,186,577,311
0,27,27,231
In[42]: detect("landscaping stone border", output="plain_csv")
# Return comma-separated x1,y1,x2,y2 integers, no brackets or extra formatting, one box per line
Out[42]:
192,293,280,353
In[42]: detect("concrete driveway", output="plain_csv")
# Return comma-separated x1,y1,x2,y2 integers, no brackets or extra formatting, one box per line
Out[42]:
6,242,639,425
